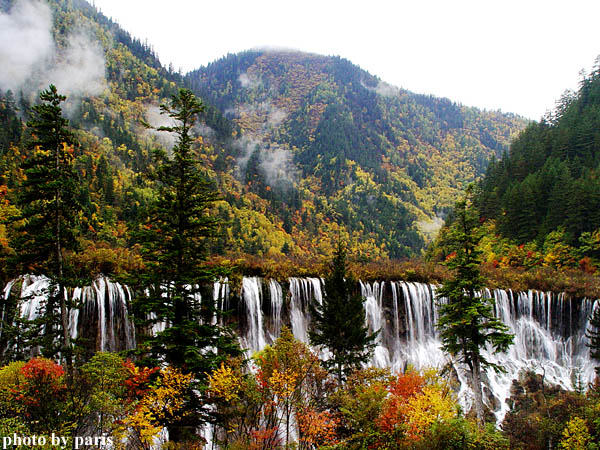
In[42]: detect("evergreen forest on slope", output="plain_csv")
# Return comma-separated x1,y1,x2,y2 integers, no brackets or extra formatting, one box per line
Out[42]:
427,63,600,287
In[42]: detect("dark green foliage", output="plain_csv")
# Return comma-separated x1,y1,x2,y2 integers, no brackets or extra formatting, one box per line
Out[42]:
309,240,377,382
436,187,513,423
477,62,600,247
14,85,80,272
134,89,240,377
0,90,22,157
11,85,81,361
587,305,600,375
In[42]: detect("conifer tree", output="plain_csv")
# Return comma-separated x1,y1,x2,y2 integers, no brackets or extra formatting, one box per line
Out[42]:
309,240,377,383
586,304,600,375
134,88,240,442
135,88,239,376
12,85,80,365
436,186,513,425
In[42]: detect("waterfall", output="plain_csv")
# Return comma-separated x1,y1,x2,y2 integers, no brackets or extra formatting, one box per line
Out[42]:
267,279,284,341
235,277,597,422
72,278,136,352
2,275,596,424
240,276,266,353
360,281,390,367
288,277,323,343
391,281,445,372
214,278,230,326
3,275,136,353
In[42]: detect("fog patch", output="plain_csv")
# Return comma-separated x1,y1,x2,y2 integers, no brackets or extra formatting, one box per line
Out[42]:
47,28,107,115
238,72,261,90
267,105,287,128
360,78,401,98
417,216,445,241
376,81,401,97
233,135,261,174
194,123,215,139
143,104,177,149
259,147,297,188
0,0,107,116
0,0,54,92
234,136,297,189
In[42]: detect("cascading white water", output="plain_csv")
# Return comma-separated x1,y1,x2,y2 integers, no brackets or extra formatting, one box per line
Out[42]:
78,278,136,351
236,276,598,423
268,279,283,341
3,275,136,353
240,276,266,353
360,280,390,367
396,282,446,371
287,277,323,343
484,288,597,420
214,278,230,326
288,278,309,343
3,275,596,426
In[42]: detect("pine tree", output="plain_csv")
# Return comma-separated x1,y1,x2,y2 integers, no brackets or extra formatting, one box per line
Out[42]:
309,240,377,383
134,89,240,442
586,304,600,375
12,85,80,365
134,88,239,378
436,186,513,425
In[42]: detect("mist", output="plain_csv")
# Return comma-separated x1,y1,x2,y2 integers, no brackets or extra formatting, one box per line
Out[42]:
0,0,107,113
143,104,177,149
360,78,401,98
234,136,297,190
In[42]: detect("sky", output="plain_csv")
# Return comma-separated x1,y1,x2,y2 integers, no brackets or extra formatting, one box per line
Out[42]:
91,0,600,120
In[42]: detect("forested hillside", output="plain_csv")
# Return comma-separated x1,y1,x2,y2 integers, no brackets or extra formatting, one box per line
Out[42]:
0,0,528,281
1,1,600,449
0,0,235,281
468,63,600,271
186,51,527,256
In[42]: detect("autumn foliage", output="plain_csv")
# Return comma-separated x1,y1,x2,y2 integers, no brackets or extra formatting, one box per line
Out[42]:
14,357,67,433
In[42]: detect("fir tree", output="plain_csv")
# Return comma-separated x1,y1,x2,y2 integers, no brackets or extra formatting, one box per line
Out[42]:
12,85,80,366
134,87,239,398
134,88,240,442
309,240,377,383
436,186,513,425
586,304,600,375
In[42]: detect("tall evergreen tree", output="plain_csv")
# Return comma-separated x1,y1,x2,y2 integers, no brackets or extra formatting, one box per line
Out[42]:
12,85,80,365
134,87,239,380
309,240,377,383
134,88,240,442
436,186,513,425
587,304,600,375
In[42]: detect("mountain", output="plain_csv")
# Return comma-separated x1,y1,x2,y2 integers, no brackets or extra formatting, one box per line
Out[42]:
0,0,528,273
186,51,528,256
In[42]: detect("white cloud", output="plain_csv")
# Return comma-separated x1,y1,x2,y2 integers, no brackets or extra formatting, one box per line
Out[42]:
0,0,54,92
259,147,297,188
238,72,260,89
143,104,177,149
0,0,107,113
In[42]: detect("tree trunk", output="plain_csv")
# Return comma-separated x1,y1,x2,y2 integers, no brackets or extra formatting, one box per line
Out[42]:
56,147,71,372
471,354,484,426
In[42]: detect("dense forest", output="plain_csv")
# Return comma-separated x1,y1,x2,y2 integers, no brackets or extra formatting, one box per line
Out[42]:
427,61,600,278
0,0,600,449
